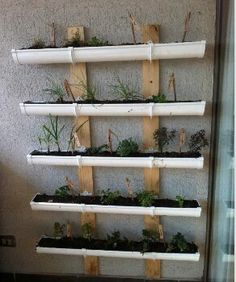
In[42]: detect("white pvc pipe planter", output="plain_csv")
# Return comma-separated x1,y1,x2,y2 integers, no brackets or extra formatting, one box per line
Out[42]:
20,101,206,117
27,154,204,169
36,244,200,261
12,41,206,65
30,194,201,217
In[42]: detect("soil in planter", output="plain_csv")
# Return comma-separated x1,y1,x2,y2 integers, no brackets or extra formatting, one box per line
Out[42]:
37,236,198,254
30,150,201,158
23,99,201,104
33,194,200,208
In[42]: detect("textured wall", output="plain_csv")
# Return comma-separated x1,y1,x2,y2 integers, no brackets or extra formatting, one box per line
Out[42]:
0,0,215,279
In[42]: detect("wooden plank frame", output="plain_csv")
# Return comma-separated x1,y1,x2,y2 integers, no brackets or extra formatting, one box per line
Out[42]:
142,24,162,279
67,26,99,276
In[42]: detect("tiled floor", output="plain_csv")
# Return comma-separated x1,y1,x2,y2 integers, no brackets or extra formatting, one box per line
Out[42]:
0,273,202,282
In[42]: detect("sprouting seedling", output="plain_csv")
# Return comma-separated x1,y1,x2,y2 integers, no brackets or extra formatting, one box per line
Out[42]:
188,129,209,153
64,79,76,102
38,127,52,152
179,128,186,153
110,77,140,101
67,120,88,152
53,222,65,238
43,115,65,152
153,127,176,153
176,195,185,207
107,129,119,154
125,177,133,199
65,31,82,47
66,222,73,239
43,81,66,102
168,73,177,102
87,36,109,47
116,138,139,157
49,22,56,47
81,223,94,241
31,38,45,49
77,80,97,102
38,136,43,152
182,12,191,42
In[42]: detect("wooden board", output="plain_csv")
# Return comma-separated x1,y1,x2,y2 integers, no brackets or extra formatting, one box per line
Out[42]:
142,24,161,279
68,26,99,276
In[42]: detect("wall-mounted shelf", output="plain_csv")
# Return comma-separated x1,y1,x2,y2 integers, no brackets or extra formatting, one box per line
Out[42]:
27,154,204,169
12,41,206,65
20,101,206,117
31,194,202,217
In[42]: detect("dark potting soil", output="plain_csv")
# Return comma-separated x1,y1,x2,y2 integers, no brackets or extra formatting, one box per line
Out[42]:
30,150,201,158
23,99,201,104
37,236,198,254
33,194,199,208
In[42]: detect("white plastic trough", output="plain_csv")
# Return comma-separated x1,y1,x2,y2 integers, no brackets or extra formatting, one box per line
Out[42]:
19,101,206,117
30,194,202,217
27,154,204,169
12,41,206,65
36,244,200,261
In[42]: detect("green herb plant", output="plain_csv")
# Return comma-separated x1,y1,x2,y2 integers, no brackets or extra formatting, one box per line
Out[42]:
176,195,185,208
78,80,97,102
64,31,82,47
87,36,109,46
110,77,140,101
153,127,176,153
188,129,209,153
100,189,120,205
43,81,66,102
87,144,109,155
151,93,167,103
55,185,70,197
106,231,121,249
43,115,65,152
116,138,139,157
53,222,65,238
136,191,156,207
142,229,159,253
167,232,191,253
81,223,94,241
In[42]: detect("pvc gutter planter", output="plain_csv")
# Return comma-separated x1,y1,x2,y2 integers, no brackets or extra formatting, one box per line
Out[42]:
36,244,200,262
12,41,206,65
30,194,202,217
19,101,206,117
27,154,204,169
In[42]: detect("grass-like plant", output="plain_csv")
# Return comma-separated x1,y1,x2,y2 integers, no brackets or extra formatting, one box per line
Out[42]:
31,38,46,49
116,138,139,157
100,189,120,205
153,127,176,153
176,195,185,208
136,191,156,207
78,80,97,102
43,115,65,152
38,127,52,152
43,81,66,102
110,77,140,101
67,120,88,152
188,129,209,153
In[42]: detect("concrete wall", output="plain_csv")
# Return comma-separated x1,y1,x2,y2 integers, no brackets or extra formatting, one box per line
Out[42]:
0,0,215,279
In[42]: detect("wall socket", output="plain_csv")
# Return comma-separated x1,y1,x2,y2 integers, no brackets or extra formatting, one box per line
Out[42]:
0,235,16,247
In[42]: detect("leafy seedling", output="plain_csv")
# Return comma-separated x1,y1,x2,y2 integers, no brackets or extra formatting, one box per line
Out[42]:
142,229,159,253
153,127,176,153
87,144,109,155
87,36,109,46
167,232,190,253
67,120,88,152
55,185,70,197
188,129,209,153
151,93,167,103
100,189,120,205
43,81,66,102
81,223,94,241
77,80,97,102
176,195,185,208
43,115,65,152
106,231,121,249
110,77,140,101
53,222,65,238
116,138,139,157
64,31,82,47
136,191,156,207
38,126,52,153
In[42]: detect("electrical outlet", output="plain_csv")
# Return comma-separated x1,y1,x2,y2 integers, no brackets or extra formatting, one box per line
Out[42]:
0,235,16,247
